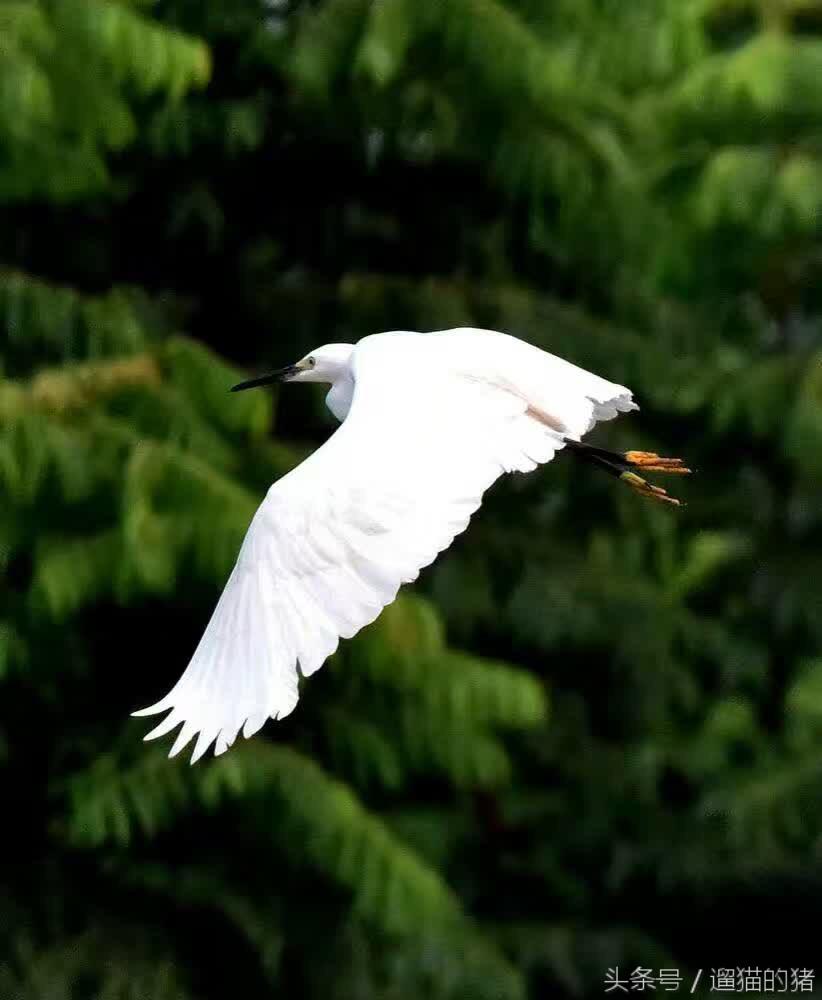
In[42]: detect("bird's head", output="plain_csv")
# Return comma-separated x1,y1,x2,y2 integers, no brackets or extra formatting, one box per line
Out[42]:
231,343,355,391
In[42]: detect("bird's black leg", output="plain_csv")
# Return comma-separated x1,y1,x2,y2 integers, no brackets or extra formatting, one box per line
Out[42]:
564,439,691,507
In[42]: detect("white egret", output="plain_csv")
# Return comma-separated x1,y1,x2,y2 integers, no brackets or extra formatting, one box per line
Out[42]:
133,328,690,762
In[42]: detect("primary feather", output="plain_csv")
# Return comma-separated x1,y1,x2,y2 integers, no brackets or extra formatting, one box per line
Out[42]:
133,328,637,762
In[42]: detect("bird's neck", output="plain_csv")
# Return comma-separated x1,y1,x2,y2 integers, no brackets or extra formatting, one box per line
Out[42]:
325,376,355,421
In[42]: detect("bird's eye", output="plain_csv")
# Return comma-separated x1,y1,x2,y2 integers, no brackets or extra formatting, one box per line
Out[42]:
308,357,316,367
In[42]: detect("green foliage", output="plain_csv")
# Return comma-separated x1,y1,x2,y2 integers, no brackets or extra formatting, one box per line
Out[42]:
0,271,150,376
340,595,548,788
0,0,209,201
0,925,198,1000
64,743,464,934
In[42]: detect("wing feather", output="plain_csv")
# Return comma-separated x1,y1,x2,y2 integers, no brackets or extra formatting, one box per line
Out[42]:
134,329,637,760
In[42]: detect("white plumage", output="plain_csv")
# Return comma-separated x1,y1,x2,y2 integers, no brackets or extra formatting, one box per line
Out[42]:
133,328,638,762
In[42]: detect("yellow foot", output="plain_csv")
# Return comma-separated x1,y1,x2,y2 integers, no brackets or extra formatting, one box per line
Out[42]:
620,471,685,507
624,451,692,475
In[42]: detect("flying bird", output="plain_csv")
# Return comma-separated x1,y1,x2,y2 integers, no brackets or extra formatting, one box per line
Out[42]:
133,328,690,762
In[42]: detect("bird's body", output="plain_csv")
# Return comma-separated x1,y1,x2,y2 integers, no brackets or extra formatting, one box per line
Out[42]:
134,328,686,762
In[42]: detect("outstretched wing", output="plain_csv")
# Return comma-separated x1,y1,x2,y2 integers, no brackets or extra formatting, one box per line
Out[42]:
133,329,636,762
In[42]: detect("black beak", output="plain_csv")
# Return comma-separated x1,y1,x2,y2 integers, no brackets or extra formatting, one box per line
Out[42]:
231,364,301,392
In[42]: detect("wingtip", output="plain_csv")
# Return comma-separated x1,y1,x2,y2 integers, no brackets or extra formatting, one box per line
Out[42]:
242,712,267,740
189,730,218,765
142,711,182,743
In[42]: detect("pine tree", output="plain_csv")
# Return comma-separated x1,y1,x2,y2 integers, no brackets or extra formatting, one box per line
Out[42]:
0,0,209,200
